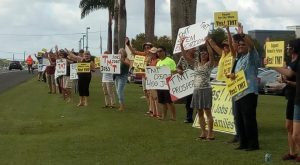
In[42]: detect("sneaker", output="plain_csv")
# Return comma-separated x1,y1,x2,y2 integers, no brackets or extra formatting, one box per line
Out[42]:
282,153,297,161
184,120,193,123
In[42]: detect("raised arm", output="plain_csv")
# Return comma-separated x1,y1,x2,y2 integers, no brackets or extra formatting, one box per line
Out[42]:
179,37,194,65
206,42,215,67
226,26,236,58
207,37,222,56
236,22,255,49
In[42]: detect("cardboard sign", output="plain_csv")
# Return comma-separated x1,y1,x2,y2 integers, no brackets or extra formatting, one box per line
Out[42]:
94,56,100,69
223,56,233,76
167,69,195,101
100,54,121,74
132,55,146,69
225,70,248,97
265,41,284,67
173,22,210,54
43,58,50,66
70,63,78,80
145,66,171,90
193,83,236,135
214,11,238,27
55,59,67,76
77,63,90,73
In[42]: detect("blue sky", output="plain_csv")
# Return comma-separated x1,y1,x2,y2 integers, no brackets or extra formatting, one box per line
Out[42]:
0,0,299,60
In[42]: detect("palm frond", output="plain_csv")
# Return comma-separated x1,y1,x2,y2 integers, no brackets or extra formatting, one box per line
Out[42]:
79,0,115,19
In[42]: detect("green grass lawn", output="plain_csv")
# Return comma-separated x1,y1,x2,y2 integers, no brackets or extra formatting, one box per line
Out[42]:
0,75,294,165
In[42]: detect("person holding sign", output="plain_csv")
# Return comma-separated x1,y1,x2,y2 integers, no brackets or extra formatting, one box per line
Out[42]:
45,51,56,94
207,26,236,81
229,23,260,151
156,46,176,120
181,38,215,140
114,48,130,111
177,47,196,123
266,39,300,161
67,50,95,106
101,51,116,109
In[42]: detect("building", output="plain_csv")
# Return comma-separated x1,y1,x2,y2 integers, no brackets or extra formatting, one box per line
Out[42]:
287,26,300,38
248,30,296,47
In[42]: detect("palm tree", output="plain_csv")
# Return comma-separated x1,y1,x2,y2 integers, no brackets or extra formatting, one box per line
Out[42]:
170,0,197,44
79,0,115,53
170,0,196,60
144,0,155,43
118,0,127,51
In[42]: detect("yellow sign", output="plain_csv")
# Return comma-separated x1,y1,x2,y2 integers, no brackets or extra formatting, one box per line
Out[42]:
37,51,44,57
225,70,248,97
214,11,238,27
265,41,284,67
77,63,90,73
193,83,236,134
223,55,233,77
94,57,101,69
132,55,146,69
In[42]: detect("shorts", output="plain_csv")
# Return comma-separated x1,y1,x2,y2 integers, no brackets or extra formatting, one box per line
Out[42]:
157,90,172,104
286,98,295,120
63,76,73,89
293,104,300,121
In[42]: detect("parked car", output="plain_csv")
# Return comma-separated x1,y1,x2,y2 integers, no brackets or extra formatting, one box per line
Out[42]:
257,70,281,94
9,61,23,70
264,81,286,95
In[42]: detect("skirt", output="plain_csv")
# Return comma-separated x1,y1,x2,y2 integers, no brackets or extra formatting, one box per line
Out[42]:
190,88,212,110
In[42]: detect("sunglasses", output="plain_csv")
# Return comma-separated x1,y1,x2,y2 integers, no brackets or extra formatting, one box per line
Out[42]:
238,43,246,46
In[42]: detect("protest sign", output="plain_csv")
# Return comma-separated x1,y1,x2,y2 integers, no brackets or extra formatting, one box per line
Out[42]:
77,63,90,73
94,56,101,69
42,58,50,66
55,59,67,76
70,63,78,80
173,22,210,54
132,55,146,69
265,41,284,67
100,54,121,74
145,66,171,90
167,69,195,101
38,64,43,72
214,11,238,27
222,56,233,76
193,83,236,135
225,70,248,97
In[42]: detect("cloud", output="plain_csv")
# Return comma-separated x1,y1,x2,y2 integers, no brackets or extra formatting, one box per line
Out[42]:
0,0,300,60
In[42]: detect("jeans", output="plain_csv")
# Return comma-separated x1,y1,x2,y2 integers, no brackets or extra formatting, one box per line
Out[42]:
115,74,128,104
185,94,193,121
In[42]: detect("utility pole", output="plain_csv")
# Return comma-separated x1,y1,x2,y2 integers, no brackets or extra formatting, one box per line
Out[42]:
23,51,26,62
79,38,82,51
82,35,86,51
86,27,90,51
100,32,102,54
13,53,14,61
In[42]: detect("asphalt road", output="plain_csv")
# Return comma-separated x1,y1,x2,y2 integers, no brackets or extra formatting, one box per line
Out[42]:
0,70,35,94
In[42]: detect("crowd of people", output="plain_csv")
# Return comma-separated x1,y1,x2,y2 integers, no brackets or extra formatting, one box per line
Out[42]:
28,22,300,162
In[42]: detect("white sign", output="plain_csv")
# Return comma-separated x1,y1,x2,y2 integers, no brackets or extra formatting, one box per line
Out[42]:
145,66,171,90
38,64,43,72
100,54,121,74
43,58,50,66
55,59,67,76
167,69,195,101
70,63,78,80
173,22,210,54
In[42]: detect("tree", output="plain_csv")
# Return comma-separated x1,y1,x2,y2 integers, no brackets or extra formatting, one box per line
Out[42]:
170,0,197,45
170,0,197,61
144,0,155,43
113,0,119,54
79,0,115,53
118,0,127,50
131,33,173,56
